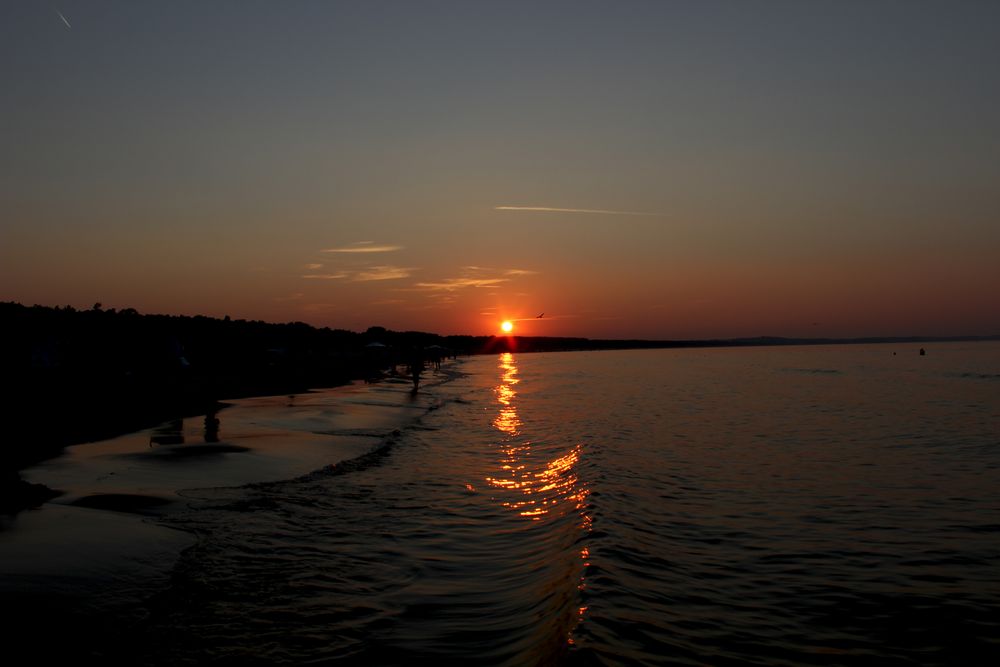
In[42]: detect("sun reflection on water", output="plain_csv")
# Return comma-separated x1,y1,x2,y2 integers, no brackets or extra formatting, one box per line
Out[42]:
486,353,591,522
483,352,592,646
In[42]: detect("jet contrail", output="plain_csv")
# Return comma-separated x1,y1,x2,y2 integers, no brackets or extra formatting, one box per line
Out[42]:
495,205,654,216
56,10,71,28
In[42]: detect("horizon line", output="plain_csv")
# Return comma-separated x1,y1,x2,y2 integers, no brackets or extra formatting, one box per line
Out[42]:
2,300,997,344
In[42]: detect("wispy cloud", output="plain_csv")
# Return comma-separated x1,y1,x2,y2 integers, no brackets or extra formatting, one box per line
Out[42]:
495,205,654,216
406,262,536,292
413,277,509,291
304,263,324,270
445,266,538,278
301,262,413,281
323,242,403,254
353,265,414,281
302,272,349,280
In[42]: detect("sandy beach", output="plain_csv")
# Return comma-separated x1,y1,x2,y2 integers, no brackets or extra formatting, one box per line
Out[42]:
0,366,460,660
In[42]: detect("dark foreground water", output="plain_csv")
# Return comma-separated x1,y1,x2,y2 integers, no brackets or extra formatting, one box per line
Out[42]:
6,343,1000,665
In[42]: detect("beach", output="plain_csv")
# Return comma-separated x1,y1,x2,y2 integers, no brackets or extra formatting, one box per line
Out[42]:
0,365,460,663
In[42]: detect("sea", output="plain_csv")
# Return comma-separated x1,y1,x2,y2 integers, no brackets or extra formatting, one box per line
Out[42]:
3,342,999,666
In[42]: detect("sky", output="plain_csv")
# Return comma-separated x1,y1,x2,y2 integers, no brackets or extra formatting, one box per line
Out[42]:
2,1,999,339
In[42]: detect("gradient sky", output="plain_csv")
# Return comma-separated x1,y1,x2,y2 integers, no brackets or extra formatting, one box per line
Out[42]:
3,1,999,338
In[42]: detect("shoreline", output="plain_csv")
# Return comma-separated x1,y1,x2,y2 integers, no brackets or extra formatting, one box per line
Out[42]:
0,365,445,515
0,361,466,663
15,361,464,517
4,337,995,514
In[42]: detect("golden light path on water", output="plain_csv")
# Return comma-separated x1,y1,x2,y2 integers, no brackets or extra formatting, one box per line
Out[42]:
485,352,592,644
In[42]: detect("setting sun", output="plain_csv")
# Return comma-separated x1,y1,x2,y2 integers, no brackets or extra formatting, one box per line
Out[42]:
501,320,514,333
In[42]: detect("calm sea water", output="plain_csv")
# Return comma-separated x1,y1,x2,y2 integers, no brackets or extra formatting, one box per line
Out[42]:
13,343,1000,665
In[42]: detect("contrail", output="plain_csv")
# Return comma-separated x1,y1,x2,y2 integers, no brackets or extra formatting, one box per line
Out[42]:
56,10,71,28
495,205,655,217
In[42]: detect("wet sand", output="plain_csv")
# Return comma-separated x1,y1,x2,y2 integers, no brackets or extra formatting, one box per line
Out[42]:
0,369,456,657
18,376,436,508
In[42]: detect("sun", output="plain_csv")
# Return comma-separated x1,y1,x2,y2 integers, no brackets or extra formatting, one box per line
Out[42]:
501,320,514,333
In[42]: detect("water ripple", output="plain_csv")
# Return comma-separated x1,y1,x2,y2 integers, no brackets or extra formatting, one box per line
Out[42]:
113,345,1000,666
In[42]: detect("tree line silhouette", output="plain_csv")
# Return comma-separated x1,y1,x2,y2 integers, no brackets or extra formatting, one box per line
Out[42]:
0,302,467,509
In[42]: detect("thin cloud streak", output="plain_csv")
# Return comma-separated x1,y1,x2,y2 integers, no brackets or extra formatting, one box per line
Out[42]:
323,243,403,254
413,277,509,291
302,273,349,280
353,265,413,281
56,10,71,28
495,205,655,217
302,264,413,281
406,263,536,292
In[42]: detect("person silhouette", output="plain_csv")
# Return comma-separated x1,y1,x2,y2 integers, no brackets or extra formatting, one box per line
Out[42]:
409,348,424,393
204,410,220,443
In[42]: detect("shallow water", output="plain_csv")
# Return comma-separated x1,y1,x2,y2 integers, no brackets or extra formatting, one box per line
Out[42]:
4,343,1000,665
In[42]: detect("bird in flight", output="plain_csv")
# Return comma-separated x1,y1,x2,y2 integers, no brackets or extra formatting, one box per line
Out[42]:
537,313,544,318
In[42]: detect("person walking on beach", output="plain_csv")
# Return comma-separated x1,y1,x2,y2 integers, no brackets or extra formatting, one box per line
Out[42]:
409,347,424,394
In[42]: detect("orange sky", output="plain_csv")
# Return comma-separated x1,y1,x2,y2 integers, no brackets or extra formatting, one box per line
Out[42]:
2,3,999,339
